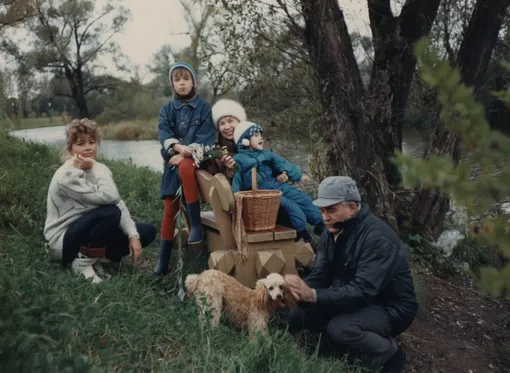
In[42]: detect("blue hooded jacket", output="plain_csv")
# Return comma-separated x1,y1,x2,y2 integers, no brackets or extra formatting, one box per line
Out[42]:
232,149,302,193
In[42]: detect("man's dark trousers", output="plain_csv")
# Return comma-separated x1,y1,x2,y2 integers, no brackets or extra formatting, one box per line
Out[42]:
289,304,401,366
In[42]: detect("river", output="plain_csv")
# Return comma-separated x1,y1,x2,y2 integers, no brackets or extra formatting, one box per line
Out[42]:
9,125,429,173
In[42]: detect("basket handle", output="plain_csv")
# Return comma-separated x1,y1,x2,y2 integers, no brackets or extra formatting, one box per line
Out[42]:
251,167,258,193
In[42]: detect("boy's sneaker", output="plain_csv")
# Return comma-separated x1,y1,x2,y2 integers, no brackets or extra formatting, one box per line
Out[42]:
93,261,112,279
380,344,406,373
72,253,102,284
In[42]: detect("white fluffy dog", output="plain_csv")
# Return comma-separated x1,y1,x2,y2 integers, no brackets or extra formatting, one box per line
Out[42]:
185,269,296,337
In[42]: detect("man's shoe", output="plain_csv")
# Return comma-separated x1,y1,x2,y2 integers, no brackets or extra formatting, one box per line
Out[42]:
380,345,406,373
295,230,312,242
313,222,325,236
93,261,112,279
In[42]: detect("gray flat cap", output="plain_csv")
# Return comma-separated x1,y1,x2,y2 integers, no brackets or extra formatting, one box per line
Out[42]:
313,176,361,207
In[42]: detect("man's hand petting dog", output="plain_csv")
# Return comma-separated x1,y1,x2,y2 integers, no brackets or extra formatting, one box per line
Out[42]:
284,274,316,303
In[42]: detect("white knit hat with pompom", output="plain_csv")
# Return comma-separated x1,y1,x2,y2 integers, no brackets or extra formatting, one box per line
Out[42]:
233,121,263,149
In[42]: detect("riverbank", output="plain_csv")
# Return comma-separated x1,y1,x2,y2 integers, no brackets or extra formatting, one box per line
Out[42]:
0,133,358,372
0,115,157,141
1,133,508,372
0,116,66,131
100,118,158,140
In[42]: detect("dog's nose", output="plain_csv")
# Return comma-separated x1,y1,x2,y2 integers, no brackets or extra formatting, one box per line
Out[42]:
277,294,283,300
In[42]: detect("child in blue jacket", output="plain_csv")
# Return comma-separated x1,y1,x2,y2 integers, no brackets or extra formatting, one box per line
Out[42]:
155,62,215,275
232,121,322,242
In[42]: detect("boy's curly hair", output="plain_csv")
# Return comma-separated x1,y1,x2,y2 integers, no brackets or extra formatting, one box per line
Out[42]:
61,118,102,161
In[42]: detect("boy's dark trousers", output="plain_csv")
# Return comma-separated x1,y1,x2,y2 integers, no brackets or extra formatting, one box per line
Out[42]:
62,205,156,265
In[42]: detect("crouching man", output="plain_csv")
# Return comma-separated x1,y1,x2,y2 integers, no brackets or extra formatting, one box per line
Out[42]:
285,176,418,373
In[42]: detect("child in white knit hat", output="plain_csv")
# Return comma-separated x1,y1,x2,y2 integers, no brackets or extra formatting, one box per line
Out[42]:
201,98,247,182
232,121,323,242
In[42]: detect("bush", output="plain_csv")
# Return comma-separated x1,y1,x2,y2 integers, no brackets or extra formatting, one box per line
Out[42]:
95,92,165,124
99,119,158,141
396,38,510,297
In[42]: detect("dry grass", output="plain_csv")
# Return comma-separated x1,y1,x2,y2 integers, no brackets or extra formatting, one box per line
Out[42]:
0,116,66,131
0,116,159,142
100,119,158,141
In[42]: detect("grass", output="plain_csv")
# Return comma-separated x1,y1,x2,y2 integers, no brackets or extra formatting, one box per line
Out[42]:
0,132,359,372
0,116,66,131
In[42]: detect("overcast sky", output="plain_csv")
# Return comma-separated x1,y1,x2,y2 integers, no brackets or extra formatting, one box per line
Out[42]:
114,0,375,79
1,0,387,85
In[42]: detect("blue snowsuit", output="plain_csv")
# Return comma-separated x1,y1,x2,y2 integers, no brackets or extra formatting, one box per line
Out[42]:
232,149,322,232
158,94,215,199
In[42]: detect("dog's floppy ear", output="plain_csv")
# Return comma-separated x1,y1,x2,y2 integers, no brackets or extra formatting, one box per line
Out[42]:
282,283,298,308
254,279,269,310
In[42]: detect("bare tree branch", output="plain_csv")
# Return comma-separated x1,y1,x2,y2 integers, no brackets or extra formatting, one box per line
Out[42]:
275,0,304,36
78,8,113,48
81,33,114,65
0,0,33,30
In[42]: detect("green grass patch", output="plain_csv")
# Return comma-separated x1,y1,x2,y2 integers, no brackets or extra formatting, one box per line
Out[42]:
0,133,359,372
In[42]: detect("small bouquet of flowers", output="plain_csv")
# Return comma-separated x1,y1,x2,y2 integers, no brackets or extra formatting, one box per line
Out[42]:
188,144,230,168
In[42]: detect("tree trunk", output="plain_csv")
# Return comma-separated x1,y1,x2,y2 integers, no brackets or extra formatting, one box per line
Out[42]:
75,66,89,118
300,0,439,231
64,66,89,119
412,0,510,238
368,0,440,188
300,0,395,226
75,92,89,119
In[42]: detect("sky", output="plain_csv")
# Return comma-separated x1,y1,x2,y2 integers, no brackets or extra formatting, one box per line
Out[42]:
112,0,191,75
1,0,385,86
117,0,372,66
102,0,378,80
112,0,376,81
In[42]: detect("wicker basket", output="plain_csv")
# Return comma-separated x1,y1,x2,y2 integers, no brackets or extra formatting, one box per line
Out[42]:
237,168,282,231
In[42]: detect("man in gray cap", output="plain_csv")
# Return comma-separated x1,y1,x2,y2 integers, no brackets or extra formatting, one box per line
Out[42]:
285,176,418,373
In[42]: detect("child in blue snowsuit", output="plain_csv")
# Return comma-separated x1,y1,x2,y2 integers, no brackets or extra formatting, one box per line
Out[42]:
231,121,322,242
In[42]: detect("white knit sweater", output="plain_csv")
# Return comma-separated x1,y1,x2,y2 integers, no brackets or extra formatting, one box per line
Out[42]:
44,159,139,260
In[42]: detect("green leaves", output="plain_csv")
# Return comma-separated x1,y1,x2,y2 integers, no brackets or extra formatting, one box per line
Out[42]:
398,37,510,298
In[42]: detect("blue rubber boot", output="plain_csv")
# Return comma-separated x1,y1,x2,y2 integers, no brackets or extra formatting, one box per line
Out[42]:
186,201,203,243
153,239,173,275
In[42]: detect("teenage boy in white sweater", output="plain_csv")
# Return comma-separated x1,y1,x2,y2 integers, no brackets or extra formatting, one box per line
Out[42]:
44,119,156,283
